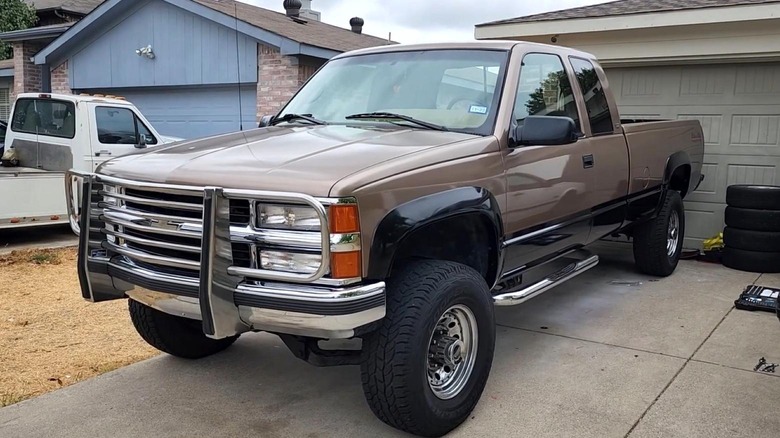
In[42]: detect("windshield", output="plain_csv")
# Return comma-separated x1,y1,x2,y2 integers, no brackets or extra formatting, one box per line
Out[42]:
278,49,509,136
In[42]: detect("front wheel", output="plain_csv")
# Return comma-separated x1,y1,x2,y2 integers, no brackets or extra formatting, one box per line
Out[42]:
361,260,495,437
633,190,685,277
129,299,239,359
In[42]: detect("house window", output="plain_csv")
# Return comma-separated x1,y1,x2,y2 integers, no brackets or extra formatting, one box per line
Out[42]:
0,88,10,122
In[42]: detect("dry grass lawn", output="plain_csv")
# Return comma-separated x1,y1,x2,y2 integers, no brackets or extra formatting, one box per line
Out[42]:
0,248,158,407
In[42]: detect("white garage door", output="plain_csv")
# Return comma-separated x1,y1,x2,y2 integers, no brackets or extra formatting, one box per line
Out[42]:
90,85,258,140
607,62,780,248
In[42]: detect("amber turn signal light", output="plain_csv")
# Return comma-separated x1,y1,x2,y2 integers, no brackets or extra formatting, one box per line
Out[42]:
331,251,362,279
329,204,359,233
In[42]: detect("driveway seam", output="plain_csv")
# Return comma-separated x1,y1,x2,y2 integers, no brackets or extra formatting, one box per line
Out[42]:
495,323,688,360
688,358,780,379
623,303,737,437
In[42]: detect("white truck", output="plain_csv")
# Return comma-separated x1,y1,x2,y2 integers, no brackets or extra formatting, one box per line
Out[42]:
1,93,179,229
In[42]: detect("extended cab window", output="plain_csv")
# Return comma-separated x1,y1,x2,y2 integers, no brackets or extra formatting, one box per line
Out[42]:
514,53,580,129
96,107,157,145
570,57,614,135
11,98,76,139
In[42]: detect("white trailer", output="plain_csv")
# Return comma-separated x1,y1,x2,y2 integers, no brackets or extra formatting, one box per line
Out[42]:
1,93,180,229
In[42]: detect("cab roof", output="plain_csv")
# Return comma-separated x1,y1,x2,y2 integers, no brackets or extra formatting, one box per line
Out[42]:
16,92,134,106
334,40,597,61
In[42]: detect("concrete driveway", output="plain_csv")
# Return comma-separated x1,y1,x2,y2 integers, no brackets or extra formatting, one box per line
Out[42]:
2,243,779,437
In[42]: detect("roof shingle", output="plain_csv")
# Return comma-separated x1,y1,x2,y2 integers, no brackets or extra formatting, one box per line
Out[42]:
193,0,392,53
478,0,780,26
23,0,104,15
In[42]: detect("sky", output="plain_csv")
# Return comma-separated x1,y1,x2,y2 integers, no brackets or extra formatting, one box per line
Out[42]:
239,0,609,43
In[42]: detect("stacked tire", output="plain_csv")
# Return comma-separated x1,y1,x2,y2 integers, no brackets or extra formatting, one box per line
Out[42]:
723,185,780,273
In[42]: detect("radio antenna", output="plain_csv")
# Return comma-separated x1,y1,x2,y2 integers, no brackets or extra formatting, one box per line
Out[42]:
232,1,244,131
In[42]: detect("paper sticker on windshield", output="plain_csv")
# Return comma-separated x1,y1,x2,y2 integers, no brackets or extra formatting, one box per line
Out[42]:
469,105,488,115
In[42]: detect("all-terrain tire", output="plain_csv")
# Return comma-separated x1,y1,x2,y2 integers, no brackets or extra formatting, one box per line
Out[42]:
726,185,780,210
725,207,780,232
723,227,780,253
361,260,495,437
129,299,239,359
722,247,780,273
633,191,685,277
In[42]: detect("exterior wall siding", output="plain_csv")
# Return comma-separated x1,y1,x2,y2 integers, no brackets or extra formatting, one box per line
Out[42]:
256,44,323,117
12,41,45,101
69,0,257,89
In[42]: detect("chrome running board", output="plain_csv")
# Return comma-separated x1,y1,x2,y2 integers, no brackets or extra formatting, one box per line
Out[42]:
493,255,599,306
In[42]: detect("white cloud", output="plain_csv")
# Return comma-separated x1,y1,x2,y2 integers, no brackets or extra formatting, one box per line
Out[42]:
239,0,608,43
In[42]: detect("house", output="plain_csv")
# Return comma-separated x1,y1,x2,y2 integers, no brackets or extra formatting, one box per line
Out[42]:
0,0,390,138
475,0,780,247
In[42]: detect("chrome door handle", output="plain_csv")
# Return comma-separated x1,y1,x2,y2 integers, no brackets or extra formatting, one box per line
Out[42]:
95,150,112,157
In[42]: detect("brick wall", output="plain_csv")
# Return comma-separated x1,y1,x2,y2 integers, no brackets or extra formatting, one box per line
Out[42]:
256,44,323,117
51,62,71,94
11,41,45,101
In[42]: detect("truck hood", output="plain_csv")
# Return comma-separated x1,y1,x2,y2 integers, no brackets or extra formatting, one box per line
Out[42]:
98,125,477,196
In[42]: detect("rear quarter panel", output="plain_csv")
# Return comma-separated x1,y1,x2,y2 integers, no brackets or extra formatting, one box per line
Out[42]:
622,120,704,195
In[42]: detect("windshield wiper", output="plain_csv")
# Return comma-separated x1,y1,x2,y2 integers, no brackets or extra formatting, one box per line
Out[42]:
270,113,327,126
345,112,449,131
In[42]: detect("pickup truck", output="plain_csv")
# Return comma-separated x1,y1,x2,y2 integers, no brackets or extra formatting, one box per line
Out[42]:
0,93,179,229
66,41,704,437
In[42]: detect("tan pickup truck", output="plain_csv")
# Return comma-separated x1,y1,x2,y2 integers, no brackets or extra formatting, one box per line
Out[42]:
66,41,704,437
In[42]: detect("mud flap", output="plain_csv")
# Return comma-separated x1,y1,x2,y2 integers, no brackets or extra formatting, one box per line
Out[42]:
76,175,128,302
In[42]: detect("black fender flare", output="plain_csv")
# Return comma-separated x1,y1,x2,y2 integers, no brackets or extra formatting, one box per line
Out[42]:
366,187,504,281
663,151,692,195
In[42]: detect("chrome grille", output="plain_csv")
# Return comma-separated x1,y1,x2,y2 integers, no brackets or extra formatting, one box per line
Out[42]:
100,184,204,274
85,175,361,288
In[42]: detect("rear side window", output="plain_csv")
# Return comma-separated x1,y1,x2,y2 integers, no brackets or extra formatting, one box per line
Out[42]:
11,98,76,139
570,57,614,135
95,106,157,145
514,53,580,130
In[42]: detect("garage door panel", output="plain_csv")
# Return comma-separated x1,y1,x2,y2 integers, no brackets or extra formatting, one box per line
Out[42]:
609,62,780,248
92,86,257,140
683,200,725,248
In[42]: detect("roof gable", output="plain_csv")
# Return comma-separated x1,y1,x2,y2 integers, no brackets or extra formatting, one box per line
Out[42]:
478,0,780,26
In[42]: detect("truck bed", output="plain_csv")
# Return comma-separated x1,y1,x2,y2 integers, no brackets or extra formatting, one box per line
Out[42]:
0,166,63,177
621,119,705,197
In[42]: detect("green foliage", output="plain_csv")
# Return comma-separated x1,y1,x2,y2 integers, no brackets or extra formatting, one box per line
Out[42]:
0,0,38,60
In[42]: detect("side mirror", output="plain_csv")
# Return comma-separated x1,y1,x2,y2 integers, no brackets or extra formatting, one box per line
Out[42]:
259,115,273,127
135,134,147,149
513,115,579,147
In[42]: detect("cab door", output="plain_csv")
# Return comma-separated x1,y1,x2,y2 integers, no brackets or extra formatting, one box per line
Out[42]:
88,103,160,171
501,52,596,272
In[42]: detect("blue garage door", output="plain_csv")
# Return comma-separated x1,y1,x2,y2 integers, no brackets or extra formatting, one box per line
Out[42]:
91,85,257,140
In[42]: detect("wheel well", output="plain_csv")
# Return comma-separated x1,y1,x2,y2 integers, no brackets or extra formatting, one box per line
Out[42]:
390,213,499,286
669,164,691,198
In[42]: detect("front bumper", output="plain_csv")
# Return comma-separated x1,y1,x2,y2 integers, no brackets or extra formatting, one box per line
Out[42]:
66,171,385,340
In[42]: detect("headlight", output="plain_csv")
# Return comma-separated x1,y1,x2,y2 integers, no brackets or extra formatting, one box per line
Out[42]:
260,250,321,274
257,204,320,231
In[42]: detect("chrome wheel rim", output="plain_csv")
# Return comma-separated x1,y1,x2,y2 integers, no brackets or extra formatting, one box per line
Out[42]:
667,210,680,257
427,304,478,400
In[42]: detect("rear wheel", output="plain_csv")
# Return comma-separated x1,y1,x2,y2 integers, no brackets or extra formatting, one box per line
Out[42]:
633,191,685,277
361,260,495,437
129,299,239,359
